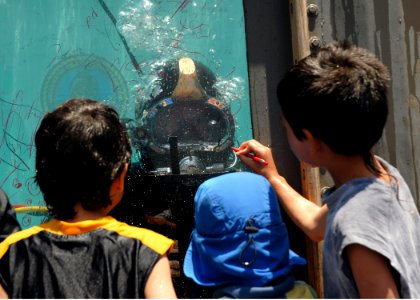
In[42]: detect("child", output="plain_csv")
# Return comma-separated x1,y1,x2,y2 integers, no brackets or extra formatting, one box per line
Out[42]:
0,188,21,243
235,41,420,298
0,99,177,298
184,171,316,299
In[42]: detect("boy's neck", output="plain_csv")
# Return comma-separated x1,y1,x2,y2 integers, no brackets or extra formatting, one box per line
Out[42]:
325,154,389,188
64,203,109,223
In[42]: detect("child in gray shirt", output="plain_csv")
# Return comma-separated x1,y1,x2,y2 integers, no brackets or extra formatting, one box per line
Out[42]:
236,41,420,298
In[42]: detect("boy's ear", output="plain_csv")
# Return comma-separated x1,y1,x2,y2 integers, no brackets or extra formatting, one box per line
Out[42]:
302,129,322,152
111,163,129,192
108,163,129,211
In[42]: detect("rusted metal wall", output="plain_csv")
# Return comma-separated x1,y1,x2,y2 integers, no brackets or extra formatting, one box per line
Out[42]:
244,1,420,295
306,0,420,206
244,0,420,209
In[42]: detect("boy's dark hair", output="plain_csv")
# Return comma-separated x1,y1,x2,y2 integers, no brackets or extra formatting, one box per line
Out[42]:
277,41,390,175
35,98,132,220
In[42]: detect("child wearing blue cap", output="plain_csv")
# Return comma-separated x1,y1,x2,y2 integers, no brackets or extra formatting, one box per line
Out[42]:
184,171,316,298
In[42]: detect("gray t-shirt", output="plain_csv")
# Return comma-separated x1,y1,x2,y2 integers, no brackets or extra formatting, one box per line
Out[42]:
322,157,420,298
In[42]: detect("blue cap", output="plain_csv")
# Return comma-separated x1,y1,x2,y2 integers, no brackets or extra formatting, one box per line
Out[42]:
183,172,306,287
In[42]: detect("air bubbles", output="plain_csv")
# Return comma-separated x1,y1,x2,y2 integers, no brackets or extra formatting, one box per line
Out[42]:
121,23,136,33
143,0,153,10
214,76,245,105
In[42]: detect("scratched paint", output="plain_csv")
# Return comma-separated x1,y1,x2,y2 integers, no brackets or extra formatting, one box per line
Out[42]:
0,0,251,228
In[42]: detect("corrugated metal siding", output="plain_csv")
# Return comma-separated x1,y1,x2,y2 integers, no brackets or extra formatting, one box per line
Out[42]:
244,1,419,295
306,0,420,207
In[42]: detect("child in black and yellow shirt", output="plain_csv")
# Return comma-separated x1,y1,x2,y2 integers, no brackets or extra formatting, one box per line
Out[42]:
0,99,177,298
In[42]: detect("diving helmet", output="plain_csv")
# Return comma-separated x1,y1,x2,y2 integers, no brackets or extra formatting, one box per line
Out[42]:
132,57,235,175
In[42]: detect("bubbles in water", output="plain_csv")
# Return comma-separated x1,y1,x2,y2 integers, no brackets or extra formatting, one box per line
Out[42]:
118,0,247,124
118,0,185,57
214,76,245,106
143,0,153,10
121,23,136,33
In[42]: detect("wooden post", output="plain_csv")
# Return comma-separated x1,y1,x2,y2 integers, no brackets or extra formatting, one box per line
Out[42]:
288,0,324,298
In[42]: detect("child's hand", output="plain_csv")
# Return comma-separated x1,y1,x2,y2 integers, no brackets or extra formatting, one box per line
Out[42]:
235,139,279,180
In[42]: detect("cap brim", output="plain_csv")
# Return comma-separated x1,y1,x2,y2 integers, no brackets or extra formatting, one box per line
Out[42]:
289,249,307,266
183,236,218,286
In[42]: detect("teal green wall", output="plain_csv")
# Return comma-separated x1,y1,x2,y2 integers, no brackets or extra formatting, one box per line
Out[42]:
0,0,252,228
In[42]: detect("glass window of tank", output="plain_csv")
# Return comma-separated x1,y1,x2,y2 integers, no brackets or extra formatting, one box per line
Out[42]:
0,1,252,295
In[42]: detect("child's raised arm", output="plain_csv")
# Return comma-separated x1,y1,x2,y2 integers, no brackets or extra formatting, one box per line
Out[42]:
236,139,327,241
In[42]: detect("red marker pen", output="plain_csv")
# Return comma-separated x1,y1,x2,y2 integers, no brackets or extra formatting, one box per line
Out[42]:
231,147,268,166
